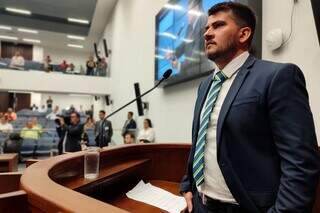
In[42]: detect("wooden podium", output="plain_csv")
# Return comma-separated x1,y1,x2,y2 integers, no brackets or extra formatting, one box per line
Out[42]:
20,143,320,213
20,143,191,213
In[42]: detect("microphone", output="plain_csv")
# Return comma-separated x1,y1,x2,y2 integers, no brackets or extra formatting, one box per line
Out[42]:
105,69,172,119
163,69,172,79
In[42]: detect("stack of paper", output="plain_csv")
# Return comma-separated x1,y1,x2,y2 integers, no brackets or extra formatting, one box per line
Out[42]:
126,180,187,213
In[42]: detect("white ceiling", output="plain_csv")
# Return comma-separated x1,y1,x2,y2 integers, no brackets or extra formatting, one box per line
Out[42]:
0,0,118,53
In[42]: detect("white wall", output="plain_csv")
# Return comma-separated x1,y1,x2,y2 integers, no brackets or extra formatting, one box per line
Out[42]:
0,69,110,95
99,0,320,143
38,93,94,111
32,45,44,62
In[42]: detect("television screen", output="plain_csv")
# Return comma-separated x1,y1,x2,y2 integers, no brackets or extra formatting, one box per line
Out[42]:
155,0,262,86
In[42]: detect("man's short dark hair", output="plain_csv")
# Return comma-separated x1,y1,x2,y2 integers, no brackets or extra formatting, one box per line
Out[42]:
208,2,256,45
124,131,135,139
128,111,133,116
70,112,80,118
99,110,106,114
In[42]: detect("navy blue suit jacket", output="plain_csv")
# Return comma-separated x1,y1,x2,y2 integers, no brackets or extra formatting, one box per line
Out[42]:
180,55,320,212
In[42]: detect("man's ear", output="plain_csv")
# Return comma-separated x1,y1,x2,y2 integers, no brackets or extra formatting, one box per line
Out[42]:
239,27,252,45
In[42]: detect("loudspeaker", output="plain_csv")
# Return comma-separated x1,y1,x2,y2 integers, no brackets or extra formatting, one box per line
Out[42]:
103,39,109,58
94,43,100,60
134,83,144,116
105,95,111,105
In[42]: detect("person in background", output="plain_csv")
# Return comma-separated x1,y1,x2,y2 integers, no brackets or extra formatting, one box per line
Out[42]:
63,112,85,152
9,51,25,70
43,55,52,72
123,131,135,144
46,105,60,120
96,57,108,76
20,120,40,140
31,104,38,111
55,115,66,155
5,108,17,122
122,111,137,136
86,56,96,76
67,63,75,72
31,117,43,138
138,119,155,143
95,110,113,147
46,96,53,111
59,60,68,72
0,116,13,134
84,116,95,130
180,2,319,213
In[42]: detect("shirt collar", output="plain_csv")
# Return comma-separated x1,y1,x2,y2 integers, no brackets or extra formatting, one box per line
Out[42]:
213,51,250,78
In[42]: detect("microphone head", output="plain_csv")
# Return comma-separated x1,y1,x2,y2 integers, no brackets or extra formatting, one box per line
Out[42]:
163,69,172,79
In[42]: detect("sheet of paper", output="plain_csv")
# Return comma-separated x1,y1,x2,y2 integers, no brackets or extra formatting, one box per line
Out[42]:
126,180,187,213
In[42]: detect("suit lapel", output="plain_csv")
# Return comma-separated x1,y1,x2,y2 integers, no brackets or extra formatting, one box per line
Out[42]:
216,55,256,152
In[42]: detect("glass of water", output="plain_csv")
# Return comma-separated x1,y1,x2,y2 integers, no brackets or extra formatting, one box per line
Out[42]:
84,147,100,179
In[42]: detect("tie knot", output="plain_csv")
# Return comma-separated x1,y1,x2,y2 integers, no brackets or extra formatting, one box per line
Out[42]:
214,71,227,83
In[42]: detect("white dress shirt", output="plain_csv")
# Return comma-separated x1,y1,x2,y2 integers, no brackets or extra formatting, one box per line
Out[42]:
138,128,155,143
197,51,250,203
10,56,25,67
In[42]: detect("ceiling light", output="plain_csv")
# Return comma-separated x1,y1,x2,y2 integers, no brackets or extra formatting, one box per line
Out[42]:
5,7,31,15
0,25,12,30
18,28,38,34
188,10,203,17
0,35,18,40
67,35,85,40
67,18,89,25
67,44,83,48
23,38,41,43
164,4,183,11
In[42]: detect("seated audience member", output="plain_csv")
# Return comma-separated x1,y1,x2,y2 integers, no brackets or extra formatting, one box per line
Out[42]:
122,111,137,136
43,55,52,72
59,60,69,72
96,57,108,76
30,104,38,111
0,116,13,133
20,120,40,140
86,56,96,76
68,63,75,72
84,116,95,130
9,51,25,69
5,108,17,122
123,132,135,144
138,119,155,143
46,105,60,120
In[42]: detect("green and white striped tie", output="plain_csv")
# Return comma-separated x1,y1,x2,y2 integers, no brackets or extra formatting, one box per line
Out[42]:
193,71,227,186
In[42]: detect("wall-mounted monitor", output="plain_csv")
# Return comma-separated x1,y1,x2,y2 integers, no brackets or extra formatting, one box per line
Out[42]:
155,0,262,87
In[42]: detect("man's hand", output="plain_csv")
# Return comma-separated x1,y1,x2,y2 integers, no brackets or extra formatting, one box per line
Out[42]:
183,191,193,212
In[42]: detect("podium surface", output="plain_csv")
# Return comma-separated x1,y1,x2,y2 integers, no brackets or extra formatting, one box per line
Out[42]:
20,143,191,212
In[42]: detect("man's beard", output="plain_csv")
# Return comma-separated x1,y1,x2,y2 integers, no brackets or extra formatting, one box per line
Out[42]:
206,38,237,62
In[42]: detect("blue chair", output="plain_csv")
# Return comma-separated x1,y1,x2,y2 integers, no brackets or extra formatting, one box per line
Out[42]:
20,139,37,156
36,137,53,156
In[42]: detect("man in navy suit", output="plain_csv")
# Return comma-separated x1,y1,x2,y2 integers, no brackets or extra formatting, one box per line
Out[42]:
180,2,319,213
